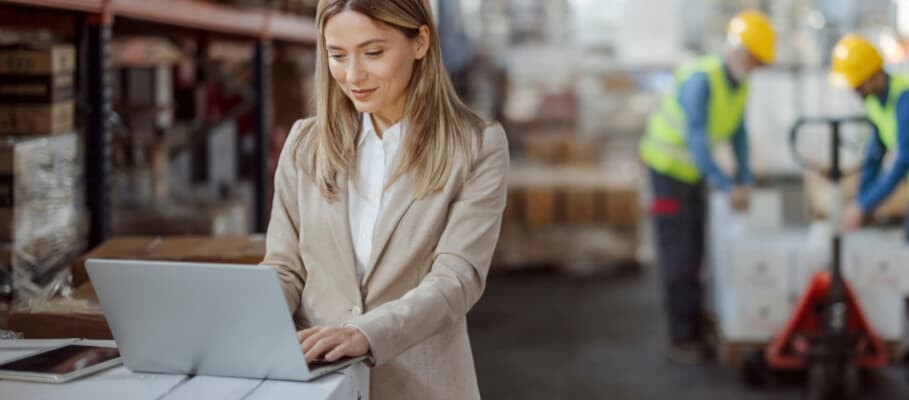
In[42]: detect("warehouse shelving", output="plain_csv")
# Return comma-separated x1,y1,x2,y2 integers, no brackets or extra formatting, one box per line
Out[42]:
0,0,318,246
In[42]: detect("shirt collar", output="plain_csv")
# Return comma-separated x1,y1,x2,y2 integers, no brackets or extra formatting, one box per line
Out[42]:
359,113,404,147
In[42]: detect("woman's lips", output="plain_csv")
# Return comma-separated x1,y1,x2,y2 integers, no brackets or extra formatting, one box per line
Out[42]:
351,88,377,100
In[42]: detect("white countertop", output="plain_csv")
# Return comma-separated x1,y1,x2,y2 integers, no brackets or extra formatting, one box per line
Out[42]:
0,339,369,400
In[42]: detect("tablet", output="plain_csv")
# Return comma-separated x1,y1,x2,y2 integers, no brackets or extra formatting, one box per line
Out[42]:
0,344,122,383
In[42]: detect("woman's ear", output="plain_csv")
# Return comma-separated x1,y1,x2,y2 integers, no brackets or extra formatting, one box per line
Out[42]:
414,25,431,60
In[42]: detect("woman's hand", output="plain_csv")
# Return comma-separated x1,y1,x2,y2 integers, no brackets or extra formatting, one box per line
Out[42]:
297,325,370,363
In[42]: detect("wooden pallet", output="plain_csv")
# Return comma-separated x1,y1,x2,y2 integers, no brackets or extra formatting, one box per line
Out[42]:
713,334,904,368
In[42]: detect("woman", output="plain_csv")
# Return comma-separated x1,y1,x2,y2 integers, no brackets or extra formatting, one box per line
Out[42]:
260,0,509,398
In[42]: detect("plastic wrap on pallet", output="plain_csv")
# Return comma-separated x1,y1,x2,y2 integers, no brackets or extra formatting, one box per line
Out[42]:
0,133,84,307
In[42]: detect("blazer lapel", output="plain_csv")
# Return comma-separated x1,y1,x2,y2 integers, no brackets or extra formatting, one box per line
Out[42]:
324,173,363,303
361,170,416,286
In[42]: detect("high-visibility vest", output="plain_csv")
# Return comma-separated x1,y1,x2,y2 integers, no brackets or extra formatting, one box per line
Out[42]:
867,74,909,154
639,56,749,183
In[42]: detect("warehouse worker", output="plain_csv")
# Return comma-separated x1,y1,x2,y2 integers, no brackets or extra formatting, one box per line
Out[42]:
639,11,775,364
832,35,909,235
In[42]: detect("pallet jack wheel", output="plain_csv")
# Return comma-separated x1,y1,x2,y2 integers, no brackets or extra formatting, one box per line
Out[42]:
808,362,859,400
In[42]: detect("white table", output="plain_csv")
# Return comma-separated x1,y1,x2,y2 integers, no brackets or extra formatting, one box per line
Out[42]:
0,339,369,400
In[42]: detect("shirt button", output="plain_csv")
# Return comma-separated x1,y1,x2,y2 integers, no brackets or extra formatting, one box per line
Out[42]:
352,306,362,316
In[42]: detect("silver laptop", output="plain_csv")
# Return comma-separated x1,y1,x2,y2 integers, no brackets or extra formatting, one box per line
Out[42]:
85,259,365,381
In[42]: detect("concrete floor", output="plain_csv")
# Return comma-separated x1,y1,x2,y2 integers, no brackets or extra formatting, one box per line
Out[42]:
467,266,909,400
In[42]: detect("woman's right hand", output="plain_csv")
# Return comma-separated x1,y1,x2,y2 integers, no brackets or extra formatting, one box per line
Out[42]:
297,325,370,363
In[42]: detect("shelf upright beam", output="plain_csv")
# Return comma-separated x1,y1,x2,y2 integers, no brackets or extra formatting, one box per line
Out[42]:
252,39,271,233
84,6,113,247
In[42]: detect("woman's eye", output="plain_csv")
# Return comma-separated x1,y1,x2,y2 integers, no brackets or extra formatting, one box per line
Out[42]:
365,50,384,57
329,54,346,60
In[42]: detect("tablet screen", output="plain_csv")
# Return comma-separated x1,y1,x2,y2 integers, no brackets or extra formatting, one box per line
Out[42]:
0,345,120,375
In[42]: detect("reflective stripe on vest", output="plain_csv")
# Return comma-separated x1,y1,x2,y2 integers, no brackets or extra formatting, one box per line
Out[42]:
640,56,749,183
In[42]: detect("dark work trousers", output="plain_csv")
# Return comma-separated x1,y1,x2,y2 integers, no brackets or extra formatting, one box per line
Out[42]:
648,168,706,342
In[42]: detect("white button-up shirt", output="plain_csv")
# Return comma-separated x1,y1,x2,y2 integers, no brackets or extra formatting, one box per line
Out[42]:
348,113,404,285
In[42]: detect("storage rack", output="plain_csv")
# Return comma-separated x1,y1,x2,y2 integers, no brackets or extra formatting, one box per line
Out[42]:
0,0,317,246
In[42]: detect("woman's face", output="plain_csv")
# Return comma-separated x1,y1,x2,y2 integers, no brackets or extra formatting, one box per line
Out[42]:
324,10,429,123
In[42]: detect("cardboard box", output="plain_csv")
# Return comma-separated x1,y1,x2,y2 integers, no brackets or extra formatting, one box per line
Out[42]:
717,241,792,341
0,44,75,75
8,281,109,339
72,235,266,287
842,231,908,340
805,171,908,222
8,306,110,339
562,189,600,224
494,224,638,272
0,73,74,104
604,188,637,230
509,163,640,228
112,198,249,237
524,188,556,226
712,225,909,342
0,101,74,135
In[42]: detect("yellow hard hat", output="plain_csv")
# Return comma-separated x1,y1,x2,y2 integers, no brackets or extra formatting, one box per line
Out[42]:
727,11,776,64
830,34,884,88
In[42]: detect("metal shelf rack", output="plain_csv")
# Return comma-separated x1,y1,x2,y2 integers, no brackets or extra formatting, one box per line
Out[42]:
0,0,317,246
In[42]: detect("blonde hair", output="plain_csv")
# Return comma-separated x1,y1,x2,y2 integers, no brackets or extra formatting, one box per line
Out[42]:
302,0,486,200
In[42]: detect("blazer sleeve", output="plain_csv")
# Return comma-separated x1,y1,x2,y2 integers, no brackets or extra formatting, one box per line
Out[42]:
348,124,510,365
261,118,309,315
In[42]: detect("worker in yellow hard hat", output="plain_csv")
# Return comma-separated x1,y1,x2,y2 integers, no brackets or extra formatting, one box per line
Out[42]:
833,34,909,235
638,10,774,364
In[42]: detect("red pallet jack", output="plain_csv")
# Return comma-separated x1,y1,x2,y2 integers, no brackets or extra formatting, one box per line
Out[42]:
743,117,889,400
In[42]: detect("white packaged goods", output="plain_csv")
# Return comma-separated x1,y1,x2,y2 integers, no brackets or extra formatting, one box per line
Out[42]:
709,188,909,341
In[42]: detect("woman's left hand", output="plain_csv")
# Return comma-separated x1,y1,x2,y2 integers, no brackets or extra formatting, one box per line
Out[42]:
297,325,370,363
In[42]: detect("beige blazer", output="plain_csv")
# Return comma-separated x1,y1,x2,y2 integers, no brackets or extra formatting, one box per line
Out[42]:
261,117,509,400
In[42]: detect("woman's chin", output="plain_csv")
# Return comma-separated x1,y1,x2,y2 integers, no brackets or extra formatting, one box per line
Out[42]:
348,98,381,114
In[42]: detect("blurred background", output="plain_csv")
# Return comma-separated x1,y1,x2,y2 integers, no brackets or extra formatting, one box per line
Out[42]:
1,0,909,398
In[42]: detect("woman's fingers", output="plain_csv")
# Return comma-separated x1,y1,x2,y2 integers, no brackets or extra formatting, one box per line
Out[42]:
305,333,344,363
297,326,321,343
324,343,350,362
300,328,332,354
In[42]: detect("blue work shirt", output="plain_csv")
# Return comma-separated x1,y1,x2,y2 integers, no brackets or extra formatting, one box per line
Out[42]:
857,74,909,213
678,66,754,191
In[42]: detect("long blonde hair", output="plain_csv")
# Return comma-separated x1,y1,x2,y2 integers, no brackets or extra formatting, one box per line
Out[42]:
302,0,485,200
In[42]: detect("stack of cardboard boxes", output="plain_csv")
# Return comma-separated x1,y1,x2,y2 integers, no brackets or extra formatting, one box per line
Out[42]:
0,43,75,135
496,141,642,274
0,43,82,328
708,191,909,363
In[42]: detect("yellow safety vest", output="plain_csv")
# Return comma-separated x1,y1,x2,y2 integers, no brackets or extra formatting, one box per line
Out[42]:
639,56,749,183
866,74,909,153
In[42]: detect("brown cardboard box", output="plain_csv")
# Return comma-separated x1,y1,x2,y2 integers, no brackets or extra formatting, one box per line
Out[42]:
0,73,74,104
562,189,601,224
112,198,249,237
605,188,639,230
0,101,74,135
0,44,76,75
805,171,908,222
524,188,556,226
8,282,110,339
72,235,266,287
8,307,110,339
